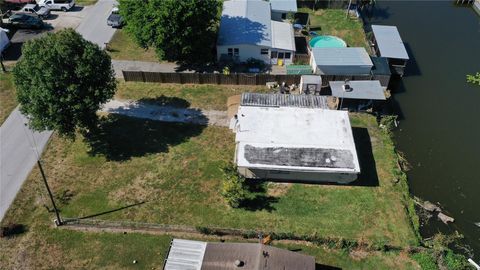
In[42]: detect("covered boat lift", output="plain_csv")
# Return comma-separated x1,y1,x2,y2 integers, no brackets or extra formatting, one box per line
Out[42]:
329,80,386,111
370,25,409,76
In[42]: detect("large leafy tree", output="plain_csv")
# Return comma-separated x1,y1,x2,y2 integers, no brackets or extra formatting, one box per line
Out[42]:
119,0,221,63
13,29,116,138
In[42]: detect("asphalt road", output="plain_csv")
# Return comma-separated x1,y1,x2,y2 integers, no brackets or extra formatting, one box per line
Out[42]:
76,0,118,48
0,0,117,222
0,108,52,221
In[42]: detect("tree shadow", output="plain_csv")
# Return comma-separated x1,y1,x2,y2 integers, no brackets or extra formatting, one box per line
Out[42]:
137,96,191,108
351,127,379,187
83,114,205,161
0,224,27,238
239,179,278,212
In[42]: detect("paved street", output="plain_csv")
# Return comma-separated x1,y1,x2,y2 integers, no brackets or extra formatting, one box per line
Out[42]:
0,0,117,222
76,0,118,48
0,108,52,221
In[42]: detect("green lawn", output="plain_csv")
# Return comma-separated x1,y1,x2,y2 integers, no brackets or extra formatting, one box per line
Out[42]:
300,8,370,50
1,83,420,269
0,73,17,125
116,81,270,110
75,0,98,6
107,30,158,62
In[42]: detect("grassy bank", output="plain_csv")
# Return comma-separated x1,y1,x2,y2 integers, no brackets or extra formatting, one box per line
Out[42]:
300,8,370,50
107,30,158,62
0,73,17,124
1,82,420,268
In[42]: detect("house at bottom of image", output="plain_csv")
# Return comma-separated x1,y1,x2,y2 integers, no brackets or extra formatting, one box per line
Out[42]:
230,93,361,184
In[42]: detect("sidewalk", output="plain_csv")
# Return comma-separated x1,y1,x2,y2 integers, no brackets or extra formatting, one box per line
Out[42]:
101,99,229,127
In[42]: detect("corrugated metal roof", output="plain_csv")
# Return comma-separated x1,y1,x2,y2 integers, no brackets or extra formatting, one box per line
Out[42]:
329,80,386,100
241,93,327,108
371,25,409,60
311,47,373,67
270,0,298,12
271,20,295,51
217,0,272,47
164,239,207,270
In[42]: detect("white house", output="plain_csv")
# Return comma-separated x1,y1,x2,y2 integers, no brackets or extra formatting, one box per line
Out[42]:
217,0,296,65
269,0,298,21
230,98,361,184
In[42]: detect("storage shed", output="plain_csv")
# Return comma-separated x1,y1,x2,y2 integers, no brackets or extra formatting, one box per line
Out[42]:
299,75,322,94
231,106,360,184
371,25,409,76
329,80,386,111
370,56,392,87
310,47,373,75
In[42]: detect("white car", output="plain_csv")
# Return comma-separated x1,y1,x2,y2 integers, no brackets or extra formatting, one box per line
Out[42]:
37,0,75,12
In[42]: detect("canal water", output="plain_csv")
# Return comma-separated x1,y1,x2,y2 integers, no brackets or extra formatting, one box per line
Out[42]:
363,1,480,257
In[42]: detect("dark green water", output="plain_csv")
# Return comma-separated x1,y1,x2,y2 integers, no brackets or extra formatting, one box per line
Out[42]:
363,1,480,257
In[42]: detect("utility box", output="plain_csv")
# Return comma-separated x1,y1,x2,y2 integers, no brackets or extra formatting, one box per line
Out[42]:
299,75,322,94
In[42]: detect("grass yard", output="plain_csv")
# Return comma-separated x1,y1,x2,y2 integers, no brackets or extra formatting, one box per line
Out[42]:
0,73,17,125
300,8,370,50
1,83,420,268
107,30,158,62
116,81,270,110
75,0,98,6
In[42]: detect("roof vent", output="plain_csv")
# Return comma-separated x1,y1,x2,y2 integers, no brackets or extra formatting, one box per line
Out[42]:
234,259,244,267
343,79,353,92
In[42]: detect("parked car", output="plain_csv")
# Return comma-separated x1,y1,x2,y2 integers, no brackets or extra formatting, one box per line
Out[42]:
37,0,75,12
8,13,44,29
107,7,123,28
19,4,51,19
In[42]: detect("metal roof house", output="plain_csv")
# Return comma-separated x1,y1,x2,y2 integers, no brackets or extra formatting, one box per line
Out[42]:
230,102,360,184
370,25,409,76
329,80,386,111
164,239,316,270
309,47,373,75
217,0,296,65
269,0,298,21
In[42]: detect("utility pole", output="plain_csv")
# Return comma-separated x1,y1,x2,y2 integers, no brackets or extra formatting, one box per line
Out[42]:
37,160,62,226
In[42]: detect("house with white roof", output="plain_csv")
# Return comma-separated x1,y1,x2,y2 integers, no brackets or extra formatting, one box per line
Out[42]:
217,0,296,65
230,93,361,184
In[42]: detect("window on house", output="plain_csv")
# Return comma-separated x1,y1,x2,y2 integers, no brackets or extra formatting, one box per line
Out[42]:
260,49,269,55
271,51,278,59
281,13,287,20
285,52,291,59
227,48,233,56
278,52,285,59
234,48,239,56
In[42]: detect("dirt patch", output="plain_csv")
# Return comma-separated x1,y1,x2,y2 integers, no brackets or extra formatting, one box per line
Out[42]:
267,183,292,197
349,248,369,260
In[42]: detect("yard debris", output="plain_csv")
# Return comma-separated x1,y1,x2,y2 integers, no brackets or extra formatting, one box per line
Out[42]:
414,196,454,225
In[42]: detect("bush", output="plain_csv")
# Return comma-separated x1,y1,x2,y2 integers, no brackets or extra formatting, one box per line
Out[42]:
444,250,474,270
221,164,248,208
379,115,398,136
412,252,438,270
245,58,266,71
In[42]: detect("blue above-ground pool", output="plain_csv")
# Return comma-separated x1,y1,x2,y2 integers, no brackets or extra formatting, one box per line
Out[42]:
309,35,347,48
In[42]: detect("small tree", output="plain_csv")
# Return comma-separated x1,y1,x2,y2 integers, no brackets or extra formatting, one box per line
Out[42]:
13,29,116,138
221,164,248,208
119,0,221,63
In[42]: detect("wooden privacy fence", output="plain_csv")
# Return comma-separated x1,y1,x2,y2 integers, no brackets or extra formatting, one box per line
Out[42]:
122,70,379,86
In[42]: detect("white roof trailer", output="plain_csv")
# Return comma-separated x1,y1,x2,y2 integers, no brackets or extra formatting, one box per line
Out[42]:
232,106,360,184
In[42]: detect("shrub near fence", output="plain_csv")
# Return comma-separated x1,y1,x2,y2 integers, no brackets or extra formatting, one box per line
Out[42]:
121,71,387,87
